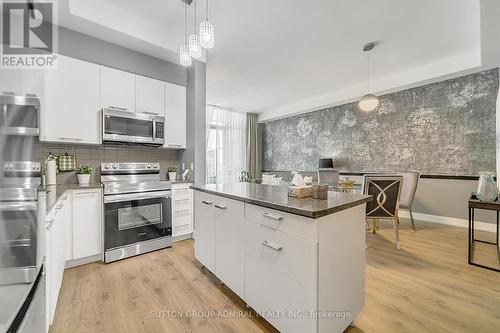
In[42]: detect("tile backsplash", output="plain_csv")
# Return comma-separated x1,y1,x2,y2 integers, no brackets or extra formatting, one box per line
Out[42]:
5,137,182,184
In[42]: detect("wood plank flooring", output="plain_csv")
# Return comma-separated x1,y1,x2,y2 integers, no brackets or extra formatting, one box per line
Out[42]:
51,219,500,333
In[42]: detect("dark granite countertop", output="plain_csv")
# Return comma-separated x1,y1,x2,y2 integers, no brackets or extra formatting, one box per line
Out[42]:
41,183,103,214
191,183,372,219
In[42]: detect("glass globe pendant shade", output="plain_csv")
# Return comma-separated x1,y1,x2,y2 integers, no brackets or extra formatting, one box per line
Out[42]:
358,94,380,112
189,34,202,59
199,21,214,49
179,44,192,67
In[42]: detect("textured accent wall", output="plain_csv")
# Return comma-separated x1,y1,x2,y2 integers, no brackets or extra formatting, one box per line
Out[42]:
262,69,499,176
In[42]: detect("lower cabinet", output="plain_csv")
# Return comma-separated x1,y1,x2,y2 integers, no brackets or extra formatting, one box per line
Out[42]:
46,188,103,329
72,189,102,258
194,191,245,298
172,183,193,238
194,191,216,272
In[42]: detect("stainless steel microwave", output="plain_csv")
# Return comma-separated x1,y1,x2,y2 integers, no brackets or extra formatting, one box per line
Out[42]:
0,93,40,136
102,108,165,145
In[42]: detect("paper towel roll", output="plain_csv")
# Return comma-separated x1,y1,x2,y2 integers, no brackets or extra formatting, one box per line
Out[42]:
46,160,57,185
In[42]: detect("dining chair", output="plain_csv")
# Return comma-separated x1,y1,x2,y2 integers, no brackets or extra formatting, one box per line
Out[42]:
362,175,403,249
397,171,420,231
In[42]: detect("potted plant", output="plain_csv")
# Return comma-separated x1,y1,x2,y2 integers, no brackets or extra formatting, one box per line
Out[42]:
167,165,178,181
75,165,92,185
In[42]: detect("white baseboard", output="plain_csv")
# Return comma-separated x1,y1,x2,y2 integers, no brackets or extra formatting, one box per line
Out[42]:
65,254,101,269
398,210,496,233
173,233,193,242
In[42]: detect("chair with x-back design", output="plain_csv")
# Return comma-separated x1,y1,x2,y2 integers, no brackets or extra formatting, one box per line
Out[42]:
362,175,403,249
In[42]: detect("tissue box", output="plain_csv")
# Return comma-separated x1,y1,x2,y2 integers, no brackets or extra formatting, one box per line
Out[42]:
288,186,313,198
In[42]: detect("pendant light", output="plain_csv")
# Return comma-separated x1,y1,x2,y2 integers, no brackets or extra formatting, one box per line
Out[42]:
358,42,380,112
188,0,202,59
199,0,214,49
179,3,192,67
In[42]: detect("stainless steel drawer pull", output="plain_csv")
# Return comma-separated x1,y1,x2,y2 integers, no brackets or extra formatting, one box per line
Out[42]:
58,137,83,141
263,213,283,221
201,200,213,205
262,240,282,251
214,204,227,210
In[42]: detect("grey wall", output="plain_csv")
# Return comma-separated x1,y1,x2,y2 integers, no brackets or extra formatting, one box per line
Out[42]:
58,27,187,86
181,60,206,185
262,69,499,176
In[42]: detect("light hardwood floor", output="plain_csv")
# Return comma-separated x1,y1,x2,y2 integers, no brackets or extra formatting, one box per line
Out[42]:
51,220,500,333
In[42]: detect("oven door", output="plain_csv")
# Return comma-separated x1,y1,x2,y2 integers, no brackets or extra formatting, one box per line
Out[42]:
103,191,172,251
0,201,38,285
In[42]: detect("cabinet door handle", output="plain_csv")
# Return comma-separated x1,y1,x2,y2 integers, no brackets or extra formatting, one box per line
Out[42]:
58,137,83,141
201,200,213,206
263,213,283,221
214,204,227,210
262,240,283,252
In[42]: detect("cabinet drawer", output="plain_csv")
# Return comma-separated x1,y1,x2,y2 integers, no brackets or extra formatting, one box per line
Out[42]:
245,204,317,242
244,221,317,333
174,197,192,210
244,219,317,290
174,223,192,236
174,208,192,218
172,186,192,197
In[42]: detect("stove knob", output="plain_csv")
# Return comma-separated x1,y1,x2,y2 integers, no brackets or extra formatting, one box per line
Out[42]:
153,164,159,169
145,164,151,169
113,164,118,169
103,164,110,169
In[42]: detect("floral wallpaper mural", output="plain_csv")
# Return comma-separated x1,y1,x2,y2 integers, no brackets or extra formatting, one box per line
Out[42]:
262,68,499,175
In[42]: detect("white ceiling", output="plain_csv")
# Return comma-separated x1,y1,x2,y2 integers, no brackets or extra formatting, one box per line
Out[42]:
58,0,485,120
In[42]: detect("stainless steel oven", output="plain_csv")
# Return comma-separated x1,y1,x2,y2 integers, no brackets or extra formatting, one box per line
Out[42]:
102,108,165,145
102,162,172,263
0,162,45,285
0,93,40,136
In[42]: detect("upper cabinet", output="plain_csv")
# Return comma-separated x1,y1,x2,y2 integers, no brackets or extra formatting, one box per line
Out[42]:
42,55,101,144
164,82,187,149
135,76,165,115
100,66,136,111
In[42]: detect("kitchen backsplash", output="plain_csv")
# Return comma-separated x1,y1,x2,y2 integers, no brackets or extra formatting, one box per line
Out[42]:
262,68,499,176
2,137,182,184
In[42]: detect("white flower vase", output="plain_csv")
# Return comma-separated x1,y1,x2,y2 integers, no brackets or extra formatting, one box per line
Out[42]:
77,174,91,185
168,172,177,181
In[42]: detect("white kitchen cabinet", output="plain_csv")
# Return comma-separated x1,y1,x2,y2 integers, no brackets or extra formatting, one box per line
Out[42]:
172,183,193,238
136,75,165,115
164,82,187,149
42,55,101,144
0,70,22,94
194,191,216,272
214,197,245,299
72,189,102,259
46,196,69,326
100,66,136,111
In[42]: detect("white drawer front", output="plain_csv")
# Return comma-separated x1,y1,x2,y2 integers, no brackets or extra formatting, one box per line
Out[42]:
245,203,317,242
174,223,193,236
174,198,192,210
245,221,317,333
245,219,317,290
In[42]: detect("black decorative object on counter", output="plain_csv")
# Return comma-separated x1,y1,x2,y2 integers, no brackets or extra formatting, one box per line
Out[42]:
318,158,334,169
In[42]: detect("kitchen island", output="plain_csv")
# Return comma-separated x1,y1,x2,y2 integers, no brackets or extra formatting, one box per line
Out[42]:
191,183,371,333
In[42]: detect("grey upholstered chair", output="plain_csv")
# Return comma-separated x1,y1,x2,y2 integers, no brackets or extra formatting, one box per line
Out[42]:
362,175,403,249
397,171,420,231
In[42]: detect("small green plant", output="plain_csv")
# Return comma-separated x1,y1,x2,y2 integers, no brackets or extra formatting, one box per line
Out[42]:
238,170,253,183
75,165,92,175
167,165,178,173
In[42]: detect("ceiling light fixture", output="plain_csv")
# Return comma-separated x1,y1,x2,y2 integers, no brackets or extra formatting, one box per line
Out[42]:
358,42,380,112
188,0,202,59
179,3,192,67
199,0,214,49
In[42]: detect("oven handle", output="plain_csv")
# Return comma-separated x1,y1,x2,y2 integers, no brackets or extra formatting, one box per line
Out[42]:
104,191,171,203
0,201,38,211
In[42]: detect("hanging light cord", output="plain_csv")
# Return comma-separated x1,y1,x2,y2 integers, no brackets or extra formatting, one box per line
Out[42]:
367,51,371,93
206,0,209,20
194,0,197,33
